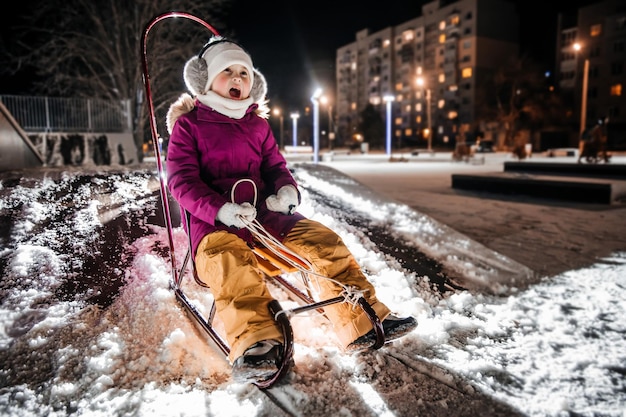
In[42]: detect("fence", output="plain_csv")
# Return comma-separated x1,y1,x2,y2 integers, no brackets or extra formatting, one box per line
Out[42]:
0,95,132,133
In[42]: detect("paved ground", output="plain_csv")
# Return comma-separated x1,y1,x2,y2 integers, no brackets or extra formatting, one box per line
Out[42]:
291,150,626,283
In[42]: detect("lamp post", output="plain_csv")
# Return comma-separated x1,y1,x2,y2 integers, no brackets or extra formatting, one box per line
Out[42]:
290,112,299,148
573,42,589,138
272,107,284,150
383,95,395,156
320,95,335,151
416,77,432,152
311,88,323,164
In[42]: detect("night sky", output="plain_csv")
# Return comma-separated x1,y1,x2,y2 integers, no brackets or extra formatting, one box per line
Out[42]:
1,0,592,110
222,0,591,110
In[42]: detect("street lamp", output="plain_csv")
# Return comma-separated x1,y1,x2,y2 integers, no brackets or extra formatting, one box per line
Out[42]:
383,95,395,156
416,77,432,152
311,88,323,164
573,42,589,138
290,112,299,148
320,95,335,150
272,107,284,150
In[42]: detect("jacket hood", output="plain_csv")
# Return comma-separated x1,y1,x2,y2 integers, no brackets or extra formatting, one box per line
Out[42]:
166,68,269,134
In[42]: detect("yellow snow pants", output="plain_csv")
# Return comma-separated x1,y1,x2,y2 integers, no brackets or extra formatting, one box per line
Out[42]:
194,218,391,362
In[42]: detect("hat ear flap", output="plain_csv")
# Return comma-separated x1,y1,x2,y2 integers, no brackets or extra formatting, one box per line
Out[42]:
250,68,267,103
183,56,209,96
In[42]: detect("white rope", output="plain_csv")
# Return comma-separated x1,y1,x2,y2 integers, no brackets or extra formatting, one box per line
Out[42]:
231,178,257,206
230,180,359,302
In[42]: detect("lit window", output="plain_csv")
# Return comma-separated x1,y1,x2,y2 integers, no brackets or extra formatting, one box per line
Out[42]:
439,20,446,30
395,82,403,91
416,66,423,75
351,63,357,70
448,111,458,119
405,104,411,112
394,117,402,125
403,30,414,41
383,39,391,48
416,115,422,123
610,84,622,96
449,85,458,91
351,102,357,110
438,99,445,109
397,94,404,101
439,34,446,43
404,128,413,136
370,97,381,105
416,103,422,112
451,16,460,25
462,67,472,78
590,24,602,37
439,73,445,83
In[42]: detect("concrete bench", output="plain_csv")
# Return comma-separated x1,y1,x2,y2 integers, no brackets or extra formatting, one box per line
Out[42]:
284,145,313,153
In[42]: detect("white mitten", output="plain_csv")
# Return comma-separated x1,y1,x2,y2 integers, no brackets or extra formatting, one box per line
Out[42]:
216,202,256,228
265,185,299,215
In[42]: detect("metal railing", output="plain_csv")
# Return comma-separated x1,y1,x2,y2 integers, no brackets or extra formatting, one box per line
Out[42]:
0,95,132,133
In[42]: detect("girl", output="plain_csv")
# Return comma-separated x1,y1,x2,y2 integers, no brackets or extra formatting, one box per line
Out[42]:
165,36,417,383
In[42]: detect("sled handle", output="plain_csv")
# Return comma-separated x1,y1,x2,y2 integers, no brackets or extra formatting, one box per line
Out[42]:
140,12,220,286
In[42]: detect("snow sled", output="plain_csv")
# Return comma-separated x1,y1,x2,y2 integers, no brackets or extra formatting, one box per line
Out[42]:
140,12,385,389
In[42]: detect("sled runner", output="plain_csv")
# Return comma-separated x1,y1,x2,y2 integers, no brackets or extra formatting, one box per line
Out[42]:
140,11,385,389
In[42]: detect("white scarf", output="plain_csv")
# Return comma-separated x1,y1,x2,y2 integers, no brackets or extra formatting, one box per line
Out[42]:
196,90,253,119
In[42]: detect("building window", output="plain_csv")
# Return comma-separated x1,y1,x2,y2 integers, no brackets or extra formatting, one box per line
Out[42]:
451,15,460,25
610,84,622,96
394,117,402,125
590,24,602,37
437,99,445,109
463,40,471,49
590,46,601,58
462,67,472,78
439,20,446,30
416,103,422,112
395,82,403,91
611,62,623,75
439,34,446,43
438,73,445,83
403,31,414,42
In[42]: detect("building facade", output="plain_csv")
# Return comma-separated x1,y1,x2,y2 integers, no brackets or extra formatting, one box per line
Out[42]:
335,0,519,150
556,0,626,146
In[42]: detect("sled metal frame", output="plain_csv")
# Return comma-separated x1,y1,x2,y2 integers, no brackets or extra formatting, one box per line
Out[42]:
141,11,384,389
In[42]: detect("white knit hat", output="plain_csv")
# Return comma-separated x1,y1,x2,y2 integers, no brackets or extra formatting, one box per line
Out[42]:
183,37,254,96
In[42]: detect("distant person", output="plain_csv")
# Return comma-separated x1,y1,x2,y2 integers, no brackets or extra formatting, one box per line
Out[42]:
164,36,417,383
578,117,610,163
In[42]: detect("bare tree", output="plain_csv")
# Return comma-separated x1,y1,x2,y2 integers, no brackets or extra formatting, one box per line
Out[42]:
4,0,231,162
476,55,556,150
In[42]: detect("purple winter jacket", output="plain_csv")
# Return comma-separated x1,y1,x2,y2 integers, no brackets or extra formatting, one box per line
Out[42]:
166,100,305,258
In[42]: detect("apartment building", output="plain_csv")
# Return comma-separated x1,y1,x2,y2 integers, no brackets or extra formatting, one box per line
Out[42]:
335,0,519,149
556,0,626,146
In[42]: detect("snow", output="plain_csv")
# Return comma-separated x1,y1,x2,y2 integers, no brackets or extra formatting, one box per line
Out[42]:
0,153,625,417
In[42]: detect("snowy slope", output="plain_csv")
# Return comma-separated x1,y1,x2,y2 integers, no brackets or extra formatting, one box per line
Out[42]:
0,164,624,417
